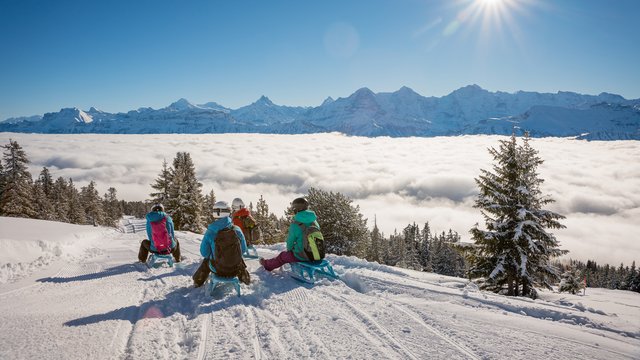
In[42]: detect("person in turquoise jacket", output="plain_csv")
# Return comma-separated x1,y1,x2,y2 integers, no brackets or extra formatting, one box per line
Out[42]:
192,201,250,287
137,203,181,263
260,197,319,271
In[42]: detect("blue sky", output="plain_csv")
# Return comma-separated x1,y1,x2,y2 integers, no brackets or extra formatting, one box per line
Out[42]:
1,0,638,120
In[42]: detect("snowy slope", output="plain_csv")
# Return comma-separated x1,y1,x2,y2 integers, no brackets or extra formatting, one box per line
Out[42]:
0,217,638,359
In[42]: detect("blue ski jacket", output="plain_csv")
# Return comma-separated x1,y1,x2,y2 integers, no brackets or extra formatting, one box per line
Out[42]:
200,216,247,260
145,211,176,252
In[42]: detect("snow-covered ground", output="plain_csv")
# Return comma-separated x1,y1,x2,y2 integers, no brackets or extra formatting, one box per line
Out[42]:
0,216,638,359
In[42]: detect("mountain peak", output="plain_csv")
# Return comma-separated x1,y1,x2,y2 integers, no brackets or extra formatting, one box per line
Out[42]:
255,95,274,106
395,86,419,97
167,98,196,110
321,96,335,106
449,84,489,97
354,87,374,96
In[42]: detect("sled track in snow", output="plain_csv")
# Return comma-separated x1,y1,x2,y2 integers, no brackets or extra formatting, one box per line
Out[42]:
487,317,638,359
391,303,481,360
324,290,421,360
243,306,266,360
196,312,211,360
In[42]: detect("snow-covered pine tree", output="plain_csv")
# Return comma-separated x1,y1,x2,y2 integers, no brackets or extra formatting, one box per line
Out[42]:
32,179,55,220
0,159,5,199
81,181,105,226
103,187,122,226
559,267,584,294
419,222,432,271
202,189,217,226
37,167,54,199
150,159,172,205
368,217,382,263
467,133,567,298
0,139,37,218
52,177,70,222
402,223,422,270
306,187,368,256
67,179,86,224
167,152,204,232
254,195,280,244
430,232,447,274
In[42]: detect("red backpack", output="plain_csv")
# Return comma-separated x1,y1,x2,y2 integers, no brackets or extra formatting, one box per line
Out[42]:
150,217,172,254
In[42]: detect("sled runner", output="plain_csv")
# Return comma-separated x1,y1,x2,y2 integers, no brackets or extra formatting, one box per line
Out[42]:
206,262,241,296
289,259,339,284
243,245,259,259
147,253,174,268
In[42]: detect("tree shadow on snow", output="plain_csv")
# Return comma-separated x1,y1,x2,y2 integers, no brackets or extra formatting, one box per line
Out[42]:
37,263,146,284
64,266,315,327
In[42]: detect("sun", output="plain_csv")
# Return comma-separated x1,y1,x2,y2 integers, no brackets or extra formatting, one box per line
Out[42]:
479,0,503,5
469,0,522,31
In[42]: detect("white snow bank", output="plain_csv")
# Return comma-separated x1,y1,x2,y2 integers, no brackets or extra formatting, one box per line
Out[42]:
0,217,111,283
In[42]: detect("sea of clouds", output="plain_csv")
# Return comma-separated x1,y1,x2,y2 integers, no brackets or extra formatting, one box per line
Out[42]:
1,132,638,266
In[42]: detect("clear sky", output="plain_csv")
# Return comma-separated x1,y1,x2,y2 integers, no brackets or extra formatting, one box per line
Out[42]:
1,0,638,120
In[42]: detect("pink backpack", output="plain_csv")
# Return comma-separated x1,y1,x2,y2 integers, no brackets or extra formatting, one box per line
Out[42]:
150,217,172,254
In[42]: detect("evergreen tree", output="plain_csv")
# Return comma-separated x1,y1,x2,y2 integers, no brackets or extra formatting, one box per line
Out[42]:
202,189,217,225
37,167,54,199
150,159,172,205
32,180,55,220
120,200,148,218
368,217,382,263
559,267,584,294
167,152,204,232
81,181,105,225
254,195,280,244
67,179,86,224
52,177,70,222
306,187,368,256
0,139,37,218
467,133,567,298
0,160,5,200
402,223,421,270
419,222,432,271
103,187,122,226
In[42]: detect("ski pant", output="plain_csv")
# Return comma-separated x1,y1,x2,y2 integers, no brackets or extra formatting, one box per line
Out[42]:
138,239,181,263
262,250,300,271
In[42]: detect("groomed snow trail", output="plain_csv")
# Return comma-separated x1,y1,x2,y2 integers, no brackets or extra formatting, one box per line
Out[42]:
0,223,639,359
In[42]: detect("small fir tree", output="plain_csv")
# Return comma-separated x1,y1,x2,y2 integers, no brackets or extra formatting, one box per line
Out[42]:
202,189,217,225
306,187,368,256
167,152,204,232
52,177,70,222
0,139,37,218
67,179,86,224
150,159,172,205
559,267,584,295
32,180,55,220
103,187,122,226
81,181,105,225
467,133,567,298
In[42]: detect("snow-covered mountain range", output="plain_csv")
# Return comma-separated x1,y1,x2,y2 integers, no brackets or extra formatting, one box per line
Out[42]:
2,85,639,140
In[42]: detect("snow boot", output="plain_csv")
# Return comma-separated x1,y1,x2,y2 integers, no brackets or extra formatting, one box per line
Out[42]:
238,268,251,285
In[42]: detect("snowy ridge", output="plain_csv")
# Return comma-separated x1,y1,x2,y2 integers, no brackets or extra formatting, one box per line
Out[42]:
0,216,638,359
1,85,639,140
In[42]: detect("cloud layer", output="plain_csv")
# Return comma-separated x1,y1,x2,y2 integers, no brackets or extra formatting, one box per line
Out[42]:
2,133,638,266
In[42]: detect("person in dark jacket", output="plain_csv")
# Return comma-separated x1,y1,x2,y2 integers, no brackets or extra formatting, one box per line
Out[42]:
259,197,319,271
137,203,181,263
